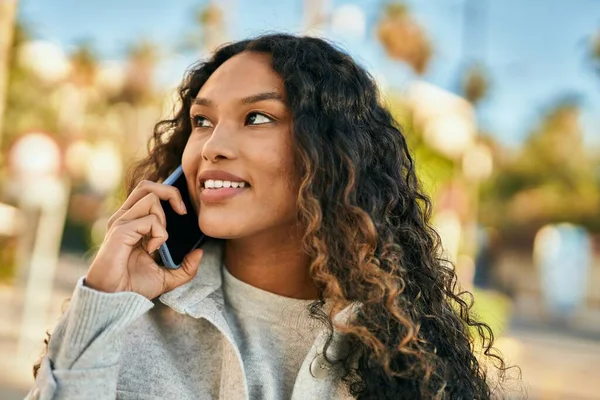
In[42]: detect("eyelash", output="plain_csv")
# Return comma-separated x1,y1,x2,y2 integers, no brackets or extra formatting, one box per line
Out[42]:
191,112,274,128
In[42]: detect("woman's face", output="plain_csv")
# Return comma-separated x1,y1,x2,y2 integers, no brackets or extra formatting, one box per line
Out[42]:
182,51,299,240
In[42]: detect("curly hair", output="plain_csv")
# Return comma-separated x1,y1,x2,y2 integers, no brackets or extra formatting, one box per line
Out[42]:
125,33,512,398
35,33,514,398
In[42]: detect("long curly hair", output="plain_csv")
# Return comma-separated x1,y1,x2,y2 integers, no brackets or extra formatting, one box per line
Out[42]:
126,34,511,399
34,33,514,398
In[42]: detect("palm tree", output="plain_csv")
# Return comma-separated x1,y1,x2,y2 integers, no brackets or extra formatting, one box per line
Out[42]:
482,100,600,236
198,2,226,53
590,29,600,77
377,2,432,75
120,39,159,104
68,41,98,88
3,22,63,146
303,0,329,34
179,2,228,58
461,63,490,106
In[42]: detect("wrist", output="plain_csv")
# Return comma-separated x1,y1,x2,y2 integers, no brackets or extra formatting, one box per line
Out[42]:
83,277,110,293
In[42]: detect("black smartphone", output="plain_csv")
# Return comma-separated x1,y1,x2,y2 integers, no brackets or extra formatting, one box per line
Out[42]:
158,165,207,269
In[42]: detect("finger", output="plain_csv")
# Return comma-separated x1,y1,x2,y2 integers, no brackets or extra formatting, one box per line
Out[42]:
118,193,167,227
162,249,203,292
108,180,187,229
145,229,169,254
109,214,168,250
124,180,186,214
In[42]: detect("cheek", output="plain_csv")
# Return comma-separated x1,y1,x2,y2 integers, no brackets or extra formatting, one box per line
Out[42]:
258,145,298,213
181,138,205,212
181,137,203,177
197,130,299,239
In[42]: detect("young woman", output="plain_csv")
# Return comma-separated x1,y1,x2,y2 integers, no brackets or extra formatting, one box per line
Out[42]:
29,33,508,399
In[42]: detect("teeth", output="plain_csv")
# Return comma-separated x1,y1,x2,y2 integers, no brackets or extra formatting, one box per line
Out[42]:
203,179,248,189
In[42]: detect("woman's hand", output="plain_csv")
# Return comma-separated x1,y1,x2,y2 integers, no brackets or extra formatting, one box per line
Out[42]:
85,180,204,299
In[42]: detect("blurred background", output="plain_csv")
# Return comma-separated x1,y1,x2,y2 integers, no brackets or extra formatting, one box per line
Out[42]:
0,0,599,398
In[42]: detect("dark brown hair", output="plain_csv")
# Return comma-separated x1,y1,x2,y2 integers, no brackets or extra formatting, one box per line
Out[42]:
125,34,513,398
36,33,515,399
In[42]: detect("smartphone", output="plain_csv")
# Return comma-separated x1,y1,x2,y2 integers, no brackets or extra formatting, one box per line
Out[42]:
158,165,207,269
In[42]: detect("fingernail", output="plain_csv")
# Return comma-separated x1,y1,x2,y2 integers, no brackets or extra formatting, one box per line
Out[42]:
180,201,187,214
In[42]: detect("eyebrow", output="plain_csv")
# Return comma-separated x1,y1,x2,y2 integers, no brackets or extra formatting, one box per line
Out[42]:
192,91,285,107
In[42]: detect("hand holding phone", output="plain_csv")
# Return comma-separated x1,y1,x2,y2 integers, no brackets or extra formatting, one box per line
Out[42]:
84,168,205,300
158,165,207,269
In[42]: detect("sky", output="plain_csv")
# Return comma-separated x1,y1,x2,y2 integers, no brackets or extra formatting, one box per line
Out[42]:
16,0,600,148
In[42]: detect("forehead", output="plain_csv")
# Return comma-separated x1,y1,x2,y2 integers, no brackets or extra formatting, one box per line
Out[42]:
197,52,284,100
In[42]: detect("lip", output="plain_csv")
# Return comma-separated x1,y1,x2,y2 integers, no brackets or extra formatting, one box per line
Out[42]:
197,170,250,203
199,187,248,203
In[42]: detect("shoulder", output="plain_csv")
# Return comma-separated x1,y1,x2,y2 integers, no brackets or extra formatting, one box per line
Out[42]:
123,300,219,346
117,301,224,397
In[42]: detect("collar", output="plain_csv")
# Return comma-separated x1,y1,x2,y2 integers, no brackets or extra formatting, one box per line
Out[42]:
158,240,362,325
158,240,225,313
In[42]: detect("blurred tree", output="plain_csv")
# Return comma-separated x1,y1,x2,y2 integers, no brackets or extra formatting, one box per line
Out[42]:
461,63,490,106
68,41,97,88
119,39,159,105
199,2,226,52
182,2,227,56
55,41,101,139
2,20,168,260
0,0,19,155
459,0,491,107
377,2,432,75
480,100,600,241
386,94,455,197
589,29,600,77
303,0,328,34
3,22,61,150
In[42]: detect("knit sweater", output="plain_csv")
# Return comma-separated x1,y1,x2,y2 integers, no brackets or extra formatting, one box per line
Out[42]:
26,241,357,400
222,265,322,399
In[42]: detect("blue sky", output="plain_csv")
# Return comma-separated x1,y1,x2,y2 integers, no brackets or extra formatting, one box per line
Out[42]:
17,0,600,148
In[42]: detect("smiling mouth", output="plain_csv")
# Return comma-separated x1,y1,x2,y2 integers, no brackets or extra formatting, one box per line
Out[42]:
201,179,251,189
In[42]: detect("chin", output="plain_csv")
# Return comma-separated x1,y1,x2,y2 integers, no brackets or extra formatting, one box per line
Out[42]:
199,214,249,239
201,228,245,240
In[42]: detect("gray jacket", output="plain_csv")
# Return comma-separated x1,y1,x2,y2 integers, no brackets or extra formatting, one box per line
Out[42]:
27,242,356,400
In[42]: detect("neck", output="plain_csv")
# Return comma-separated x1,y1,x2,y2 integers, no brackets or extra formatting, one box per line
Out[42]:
224,225,318,300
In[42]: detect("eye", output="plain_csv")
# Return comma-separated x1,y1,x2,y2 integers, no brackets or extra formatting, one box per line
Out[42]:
245,112,273,125
191,115,213,128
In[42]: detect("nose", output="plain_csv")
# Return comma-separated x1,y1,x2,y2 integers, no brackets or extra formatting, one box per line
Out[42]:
201,122,237,163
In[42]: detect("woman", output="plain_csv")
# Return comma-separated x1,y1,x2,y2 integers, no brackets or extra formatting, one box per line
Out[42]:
29,33,509,399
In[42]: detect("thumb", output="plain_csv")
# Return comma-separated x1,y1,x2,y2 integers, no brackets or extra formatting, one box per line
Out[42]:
163,249,203,292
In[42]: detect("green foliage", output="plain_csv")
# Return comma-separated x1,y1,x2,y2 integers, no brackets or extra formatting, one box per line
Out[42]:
385,95,455,198
0,237,18,283
3,23,61,150
480,100,600,236
470,288,512,342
